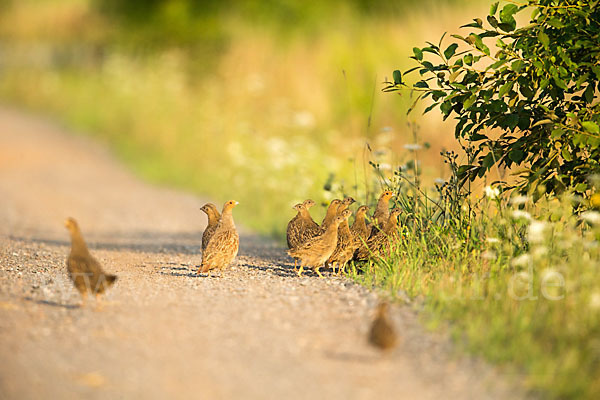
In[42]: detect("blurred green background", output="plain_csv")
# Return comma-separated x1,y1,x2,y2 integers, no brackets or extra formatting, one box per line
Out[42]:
0,0,488,237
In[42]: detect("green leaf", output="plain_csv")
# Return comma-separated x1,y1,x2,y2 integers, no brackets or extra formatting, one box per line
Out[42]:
444,43,459,59
562,147,573,162
482,153,494,168
499,4,518,31
393,70,402,85
499,81,514,97
487,15,499,28
575,183,588,192
464,53,473,66
511,60,524,73
547,18,564,28
582,121,600,134
463,94,477,110
538,31,550,48
508,149,525,163
592,66,600,80
490,2,499,16
550,129,564,139
413,47,423,61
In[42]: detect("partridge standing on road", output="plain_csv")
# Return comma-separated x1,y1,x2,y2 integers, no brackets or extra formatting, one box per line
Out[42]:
370,190,395,236
356,209,402,260
198,200,239,274
200,203,221,251
368,302,398,351
288,214,345,277
64,218,117,307
327,209,357,273
350,205,370,246
287,202,321,249
320,199,342,232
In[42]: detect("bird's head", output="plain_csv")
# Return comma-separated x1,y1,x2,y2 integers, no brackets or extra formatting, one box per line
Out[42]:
302,199,316,208
342,196,356,206
356,205,369,216
380,190,395,201
200,203,218,215
293,203,304,211
223,200,239,212
64,217,79,234
389,209,402,222
340,209,352,219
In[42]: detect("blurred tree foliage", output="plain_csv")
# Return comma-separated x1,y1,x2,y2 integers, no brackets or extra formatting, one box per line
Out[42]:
92,0,445,50
387,0,600,202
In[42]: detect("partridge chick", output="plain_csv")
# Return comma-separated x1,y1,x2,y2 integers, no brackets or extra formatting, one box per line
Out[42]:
320,199,342,231
337,196,356,213
368,302,397,351
198,200,239,274
350,205,370,246
64,218,117,307
200,203,221,251
288,214,345,277
327,209,357,273
356,209,402,260
370,190,395,236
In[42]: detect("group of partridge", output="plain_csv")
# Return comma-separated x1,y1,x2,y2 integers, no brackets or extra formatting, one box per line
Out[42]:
62,190,400,349
63,190,401,302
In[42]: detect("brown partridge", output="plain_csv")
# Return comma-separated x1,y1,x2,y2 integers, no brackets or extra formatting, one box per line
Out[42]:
356,209,402,260
320,199,342,232
327,209,357,273
368,302,398,351
200,203,221,251
64,218,117,307
370,190,395,236
350,205,370,246
198,200,239,274
337,196,356,213
288,214,345,277
287,202,320,248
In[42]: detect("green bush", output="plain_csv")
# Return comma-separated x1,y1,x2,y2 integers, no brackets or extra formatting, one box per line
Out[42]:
387,0,600,201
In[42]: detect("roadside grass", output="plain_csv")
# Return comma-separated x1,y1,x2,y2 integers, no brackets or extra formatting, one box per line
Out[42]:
347,160,600,398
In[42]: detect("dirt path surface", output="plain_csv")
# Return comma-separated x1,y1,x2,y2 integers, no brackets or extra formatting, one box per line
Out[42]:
0,108,522,399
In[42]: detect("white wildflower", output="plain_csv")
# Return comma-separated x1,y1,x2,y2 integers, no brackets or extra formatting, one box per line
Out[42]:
434,178,446,185
378,163,392,171
293,111,316,129
484,185,500,199
403,143,423,151
532,246,548,258
590,293,600,310
528,220,548,244
510,195,530,206
486,237,501,244
511,253,531,267
482,250,497,260
512,210,532,221
581,211,600,225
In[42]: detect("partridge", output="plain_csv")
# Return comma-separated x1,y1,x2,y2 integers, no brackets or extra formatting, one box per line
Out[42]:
337,196,356,213
287,203,320,249
320,199,342,231
288,214,345,277
368,302,398,351
327,209,357,273
64,218,117,307
356,209,402,260
200,203,221,251
198,200,239,274
350,205,370,246
370,190,395,236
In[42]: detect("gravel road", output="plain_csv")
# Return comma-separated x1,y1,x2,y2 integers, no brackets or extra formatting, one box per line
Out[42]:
0,107,523,399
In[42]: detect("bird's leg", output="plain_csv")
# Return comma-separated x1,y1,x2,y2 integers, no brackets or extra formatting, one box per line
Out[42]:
80,292,88,308
95,293,104,312
297,265,304,277
315,267,323,278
